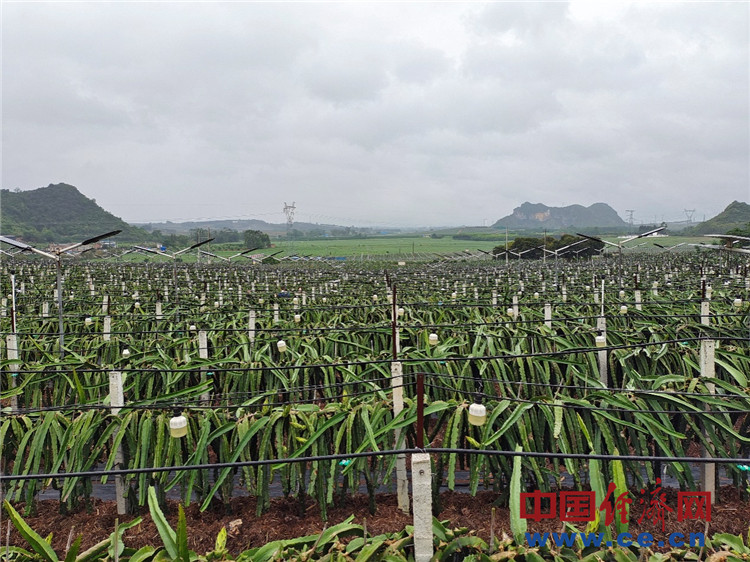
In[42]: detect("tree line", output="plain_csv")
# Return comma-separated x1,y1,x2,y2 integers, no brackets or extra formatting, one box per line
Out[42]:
493,234,604,259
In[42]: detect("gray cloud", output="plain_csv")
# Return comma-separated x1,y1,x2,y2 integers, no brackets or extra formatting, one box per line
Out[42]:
2,1,747,228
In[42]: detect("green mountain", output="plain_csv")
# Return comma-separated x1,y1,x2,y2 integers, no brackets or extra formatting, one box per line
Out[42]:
684,201,750,235
493,202,628,231
1,183,147,242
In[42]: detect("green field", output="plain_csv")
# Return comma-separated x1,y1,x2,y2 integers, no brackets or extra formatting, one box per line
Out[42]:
271,236,501,257
113,234,722,262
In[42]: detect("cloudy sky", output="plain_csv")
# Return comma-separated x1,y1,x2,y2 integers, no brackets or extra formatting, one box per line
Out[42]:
2,2,748,228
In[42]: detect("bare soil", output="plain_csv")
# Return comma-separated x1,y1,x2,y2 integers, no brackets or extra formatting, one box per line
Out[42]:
4,487,749,556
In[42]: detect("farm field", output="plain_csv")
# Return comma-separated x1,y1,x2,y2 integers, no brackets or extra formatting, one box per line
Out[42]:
268,235,714,258
2,250,750,560
119,234,716,262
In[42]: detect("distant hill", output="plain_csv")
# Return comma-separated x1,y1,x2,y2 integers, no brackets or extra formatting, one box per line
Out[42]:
1,183,147,242
493,202,628,231
684,201,750,235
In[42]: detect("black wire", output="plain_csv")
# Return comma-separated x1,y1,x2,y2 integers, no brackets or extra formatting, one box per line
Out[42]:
420,370,750,399
5,380,410,415
5,335,750,376
423,381,750,415
1,447,748,483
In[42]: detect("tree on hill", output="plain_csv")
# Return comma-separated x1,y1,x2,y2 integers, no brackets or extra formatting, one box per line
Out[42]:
685,201,750,235
1,183,148,242
244,229,271,249
493,234,603,259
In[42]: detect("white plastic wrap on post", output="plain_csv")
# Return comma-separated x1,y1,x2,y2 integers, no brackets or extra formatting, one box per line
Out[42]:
596,316,608,386
103,316,112,341
491,290,497,306
102,295,109,315
273,303,279,324
544,304,552,328
512,295,519,318
199,330,209,403
7,334,18,410
248,310,256,342
155,302,163,320
635,290,642,311
700,338,716,503
411,452,433,562
108,371,127,515
391,361,409,513
42,302,49,317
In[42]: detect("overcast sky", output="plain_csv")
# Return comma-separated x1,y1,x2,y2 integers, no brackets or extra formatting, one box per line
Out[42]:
2,2,748,228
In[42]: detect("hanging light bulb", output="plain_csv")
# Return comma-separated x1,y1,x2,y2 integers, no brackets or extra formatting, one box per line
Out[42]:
84,317,93,326
733,298,743,308
468,399,487,426
170,410,188,438
595,334,606,348
292,297,299,305
619,305,628,315
189,324,197,332
277,340,288,353
397,307,405,317
294,314,301,323
428,333,438,346
122,348,130,358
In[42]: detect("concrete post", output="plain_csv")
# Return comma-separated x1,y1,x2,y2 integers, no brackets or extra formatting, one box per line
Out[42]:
7,334,18,410
544,303,552,328
700,303,716,503
248,310,256,342
412,452,433,562
596,316,607,386
391,361,409,513
199,330,209,403
109,371,127,515
103,316,112,342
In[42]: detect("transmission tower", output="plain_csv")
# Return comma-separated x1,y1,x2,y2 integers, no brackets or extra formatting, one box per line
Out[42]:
625,210,635,228
684,209,695,224
283,202,296,232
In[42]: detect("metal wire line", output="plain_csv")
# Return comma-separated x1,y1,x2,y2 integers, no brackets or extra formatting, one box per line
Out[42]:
1,448,748,484
423,382,750,416
5,335,750,376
